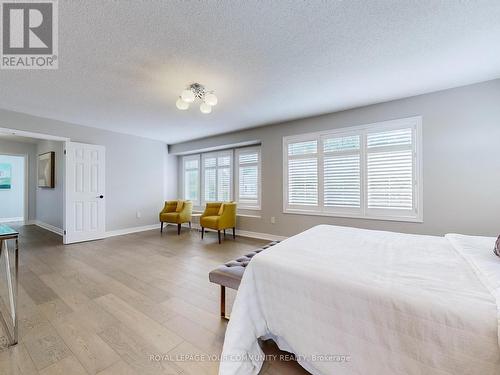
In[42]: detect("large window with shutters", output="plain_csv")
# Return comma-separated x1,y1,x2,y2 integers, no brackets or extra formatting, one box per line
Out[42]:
182,146,261,210
283,117,422,222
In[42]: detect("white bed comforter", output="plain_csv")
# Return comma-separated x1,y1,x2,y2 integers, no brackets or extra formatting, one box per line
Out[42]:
220,225,500,375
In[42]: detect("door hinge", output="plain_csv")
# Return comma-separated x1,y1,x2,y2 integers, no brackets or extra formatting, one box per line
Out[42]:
64,230,66,235
64,149,66,155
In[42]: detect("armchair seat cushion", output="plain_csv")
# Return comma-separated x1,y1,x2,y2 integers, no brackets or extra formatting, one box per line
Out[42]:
200,215,219,228
160,212,180,223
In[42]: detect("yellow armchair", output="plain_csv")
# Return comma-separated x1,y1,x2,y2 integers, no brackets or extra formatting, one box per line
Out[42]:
200,202,237,243
159,200,193,235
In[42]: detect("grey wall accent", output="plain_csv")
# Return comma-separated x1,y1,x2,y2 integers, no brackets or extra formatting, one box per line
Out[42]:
164,150,178,201
0,154,25,220
170,79,500,237
0,108,166,232
0,140,37,222
36,140,64,229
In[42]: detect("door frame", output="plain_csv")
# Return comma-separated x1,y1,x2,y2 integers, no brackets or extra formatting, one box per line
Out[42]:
0,127,70,233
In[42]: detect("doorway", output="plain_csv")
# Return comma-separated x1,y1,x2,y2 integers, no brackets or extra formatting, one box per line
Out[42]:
0,154,26,224
0,127,107,244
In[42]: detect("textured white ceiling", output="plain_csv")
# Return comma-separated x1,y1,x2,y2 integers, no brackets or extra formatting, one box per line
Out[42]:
0,1,499,144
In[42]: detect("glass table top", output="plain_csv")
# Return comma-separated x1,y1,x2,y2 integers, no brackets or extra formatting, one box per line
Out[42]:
0,225,18,237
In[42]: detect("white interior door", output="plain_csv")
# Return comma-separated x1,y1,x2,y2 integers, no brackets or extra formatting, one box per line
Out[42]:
64,142,105,244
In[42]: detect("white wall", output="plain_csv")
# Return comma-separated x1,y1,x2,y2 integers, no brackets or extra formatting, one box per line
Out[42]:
36,140,64,229
170,79,500,237
0,140,37,222
0,109,167,232
0,154,24,222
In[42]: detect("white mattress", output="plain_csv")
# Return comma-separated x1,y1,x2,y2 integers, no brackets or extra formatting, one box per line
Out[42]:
220,225,500,375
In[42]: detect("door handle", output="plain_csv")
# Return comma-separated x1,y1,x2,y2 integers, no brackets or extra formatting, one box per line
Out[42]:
97,195,104,199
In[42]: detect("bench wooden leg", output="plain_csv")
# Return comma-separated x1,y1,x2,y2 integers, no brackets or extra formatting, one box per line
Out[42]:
160,222,164,233
201,227,204,239
177,223,181,235
233,227,235,239
220,285,229,320
218,230,221,244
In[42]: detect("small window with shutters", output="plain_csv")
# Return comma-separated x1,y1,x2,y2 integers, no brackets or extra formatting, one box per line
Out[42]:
235,147,261,209
286,139,319,209
283,117,422,222
183,154,200,206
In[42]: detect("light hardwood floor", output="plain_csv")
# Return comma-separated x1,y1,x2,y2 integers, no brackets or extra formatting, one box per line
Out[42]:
0,224,309,375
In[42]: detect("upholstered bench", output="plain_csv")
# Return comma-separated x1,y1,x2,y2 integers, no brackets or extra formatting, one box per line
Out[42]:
209,240,281,319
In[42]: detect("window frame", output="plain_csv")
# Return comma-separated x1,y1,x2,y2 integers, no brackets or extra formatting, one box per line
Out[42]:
235,146,262,210
283,116,423,222
182,154,200,206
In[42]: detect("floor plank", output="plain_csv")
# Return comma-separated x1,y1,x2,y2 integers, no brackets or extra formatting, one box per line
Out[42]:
0,225,308,375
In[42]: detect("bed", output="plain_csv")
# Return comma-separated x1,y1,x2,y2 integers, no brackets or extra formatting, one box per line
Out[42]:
219,225,500,375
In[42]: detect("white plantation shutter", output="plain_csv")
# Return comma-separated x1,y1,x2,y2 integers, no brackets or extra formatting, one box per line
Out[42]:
217,153,232,201
367,128,414,212
286,140,318,207
323,135,361,210
236,147,261,208
203,154,217,202
324,154,360,208
284,117,422,221
202,151,233,204
183,155,200,205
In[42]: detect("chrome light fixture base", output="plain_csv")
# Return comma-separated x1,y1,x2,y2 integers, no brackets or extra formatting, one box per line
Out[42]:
176,83,218,114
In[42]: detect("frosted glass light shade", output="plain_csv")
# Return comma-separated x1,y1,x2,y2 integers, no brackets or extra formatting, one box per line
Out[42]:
204,93,218,106
181,89,195,103
200,102,212,114
176,98,189,110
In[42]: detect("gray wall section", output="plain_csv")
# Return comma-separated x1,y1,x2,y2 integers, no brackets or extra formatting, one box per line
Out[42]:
36,140,64,229
0,108,166,232
164,151,178,200
0,154,25,220
170,79,500,237
0,140,37,222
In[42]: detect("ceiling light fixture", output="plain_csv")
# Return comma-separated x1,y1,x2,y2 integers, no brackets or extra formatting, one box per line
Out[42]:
176,83,218,114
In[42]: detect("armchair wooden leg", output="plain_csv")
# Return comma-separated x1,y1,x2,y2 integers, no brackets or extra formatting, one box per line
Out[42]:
189,221,191,229
201,227,204,239
220,286,229,320
223,229,226,238
160,222,164,233
177,224,181,235
233,227,236,239
218,230,221,244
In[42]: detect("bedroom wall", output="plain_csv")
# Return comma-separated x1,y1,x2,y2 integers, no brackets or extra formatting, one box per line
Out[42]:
170,78,500,237
36,140,65,230
0,139,37,222
0,108,166,232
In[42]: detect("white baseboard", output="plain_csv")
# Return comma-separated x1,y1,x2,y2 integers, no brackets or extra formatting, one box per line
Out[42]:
29,220,286,243
236,230,287,242
30,220,64,236
104,224,159,238
0,217,24,224
185,222,287,242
